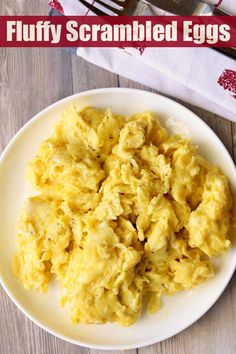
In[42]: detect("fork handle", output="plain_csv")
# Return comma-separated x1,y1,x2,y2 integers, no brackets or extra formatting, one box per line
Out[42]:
200,0,231,16
210,4,236,59
214,47,236,60
139,0,235,59
211,5,230,16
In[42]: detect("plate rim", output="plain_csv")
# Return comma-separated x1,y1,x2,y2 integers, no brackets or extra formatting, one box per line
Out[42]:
0,87,236,350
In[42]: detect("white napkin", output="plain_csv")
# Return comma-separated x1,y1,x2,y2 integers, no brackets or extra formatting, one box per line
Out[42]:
52,0,236,121
205,0,235,15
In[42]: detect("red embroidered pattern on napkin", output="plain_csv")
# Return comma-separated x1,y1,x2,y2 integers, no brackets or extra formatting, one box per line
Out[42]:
218,69,236,99
215,0,223,7
49,0,64,14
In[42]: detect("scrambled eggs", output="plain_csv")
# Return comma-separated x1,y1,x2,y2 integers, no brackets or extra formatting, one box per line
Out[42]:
13,105,233,326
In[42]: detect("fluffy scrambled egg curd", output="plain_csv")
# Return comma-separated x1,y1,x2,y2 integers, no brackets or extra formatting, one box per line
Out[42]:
13,105,233,326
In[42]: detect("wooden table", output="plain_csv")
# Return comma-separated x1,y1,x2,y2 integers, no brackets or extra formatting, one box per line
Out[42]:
0,2,235,354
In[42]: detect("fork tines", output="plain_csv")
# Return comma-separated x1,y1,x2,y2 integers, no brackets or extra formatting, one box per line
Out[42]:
79,0,130,16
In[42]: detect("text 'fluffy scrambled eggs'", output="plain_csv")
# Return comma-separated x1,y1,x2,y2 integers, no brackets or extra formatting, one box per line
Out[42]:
13,105,233,326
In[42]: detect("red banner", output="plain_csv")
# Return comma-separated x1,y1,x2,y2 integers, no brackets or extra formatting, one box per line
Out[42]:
0,16,235,47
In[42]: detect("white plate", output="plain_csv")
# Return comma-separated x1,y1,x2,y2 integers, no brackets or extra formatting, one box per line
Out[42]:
0,88,235,350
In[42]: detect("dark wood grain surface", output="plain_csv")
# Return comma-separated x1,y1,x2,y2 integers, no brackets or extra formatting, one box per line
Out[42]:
0,1,235,353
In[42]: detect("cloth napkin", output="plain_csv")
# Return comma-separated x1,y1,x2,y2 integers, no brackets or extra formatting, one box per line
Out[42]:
49,0,236,121
206,0,235,15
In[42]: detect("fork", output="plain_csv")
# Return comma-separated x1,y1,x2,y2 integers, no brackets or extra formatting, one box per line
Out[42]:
78,0,236,59
78,0,229,17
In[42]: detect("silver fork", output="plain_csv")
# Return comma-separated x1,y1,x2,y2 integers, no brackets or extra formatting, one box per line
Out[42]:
78,0,236,59
78,0,229,17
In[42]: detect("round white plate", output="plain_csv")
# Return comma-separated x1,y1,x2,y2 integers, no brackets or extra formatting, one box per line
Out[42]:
0,88,235,350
